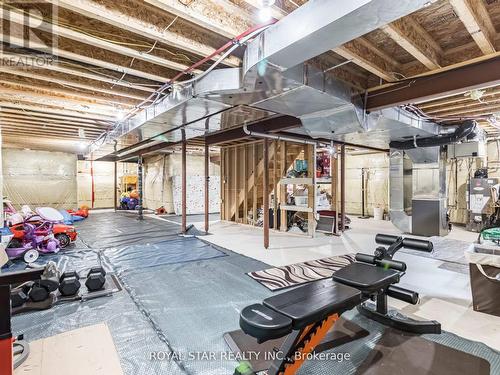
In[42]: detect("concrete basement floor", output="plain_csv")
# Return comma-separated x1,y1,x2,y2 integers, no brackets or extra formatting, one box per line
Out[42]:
191,217,500,352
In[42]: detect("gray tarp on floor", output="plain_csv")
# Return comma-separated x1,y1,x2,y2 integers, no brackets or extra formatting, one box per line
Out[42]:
10,213,500,374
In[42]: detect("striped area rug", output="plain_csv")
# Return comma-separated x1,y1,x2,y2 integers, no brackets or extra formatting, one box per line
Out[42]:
247,254,356,291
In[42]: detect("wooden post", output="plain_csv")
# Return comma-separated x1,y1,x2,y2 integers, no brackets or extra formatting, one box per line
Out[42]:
340,144,346,232
263,139,270,249
114,161,118,211
252,144,258,226
181,129,187,234
234,147,239,223
307,144,316,237
204,138,209,234
280,141,287,231
273,140,278,230
243,146,248,224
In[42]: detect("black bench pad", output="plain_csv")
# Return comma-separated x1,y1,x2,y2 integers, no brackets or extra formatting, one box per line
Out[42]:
263,279,362,329
240,304,293,342
332,262,401,293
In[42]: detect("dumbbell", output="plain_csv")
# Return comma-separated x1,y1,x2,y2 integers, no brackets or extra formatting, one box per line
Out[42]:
11,283,32,308
29,281,50,302
85,267,106,292
58,271,81,297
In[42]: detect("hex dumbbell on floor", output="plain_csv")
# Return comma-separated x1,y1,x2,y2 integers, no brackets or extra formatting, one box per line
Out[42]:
58,271,81,296
10,283,32,308
85,267,106,291
28,281,50,302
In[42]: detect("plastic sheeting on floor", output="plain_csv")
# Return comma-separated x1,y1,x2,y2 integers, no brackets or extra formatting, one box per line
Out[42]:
75,212,182,248
10,212,500,375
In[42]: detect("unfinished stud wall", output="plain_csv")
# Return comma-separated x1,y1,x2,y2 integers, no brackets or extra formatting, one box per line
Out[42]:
220,141,311,230
2,148,78,209
143,154,220,214
77,161,136,209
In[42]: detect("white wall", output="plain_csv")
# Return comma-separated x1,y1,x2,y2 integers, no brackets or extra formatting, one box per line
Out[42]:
3,148,78,209
77,160,136,209
143,153,220,214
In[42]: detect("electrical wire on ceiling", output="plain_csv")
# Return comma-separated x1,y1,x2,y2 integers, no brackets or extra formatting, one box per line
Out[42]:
2,3,194,65
89,19,277,150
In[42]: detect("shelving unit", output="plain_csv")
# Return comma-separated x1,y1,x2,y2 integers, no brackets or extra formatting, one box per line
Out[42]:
278,143,317,237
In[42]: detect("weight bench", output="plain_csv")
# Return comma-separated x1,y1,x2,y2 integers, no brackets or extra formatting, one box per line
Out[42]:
229,234,441,375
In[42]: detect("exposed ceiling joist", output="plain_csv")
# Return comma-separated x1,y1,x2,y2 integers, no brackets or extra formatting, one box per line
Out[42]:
366,55,500,111
0,123,100,137
0,114,109,130
145,0,247,38
241,0,397,82
0,108,111,126
0,78,136,107
0,34,169,83
0,101,115,122
1,7,199,74
0,122,104,137
381,17,442,70
47,0,240,67
0,67,148,102
419,87,500,109
449,0,496,55
0,87,123,115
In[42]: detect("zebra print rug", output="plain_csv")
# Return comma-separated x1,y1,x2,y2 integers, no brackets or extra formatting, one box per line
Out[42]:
247,254,356,291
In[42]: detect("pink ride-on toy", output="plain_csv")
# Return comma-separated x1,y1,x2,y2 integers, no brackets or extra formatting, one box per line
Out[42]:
6,207,64,263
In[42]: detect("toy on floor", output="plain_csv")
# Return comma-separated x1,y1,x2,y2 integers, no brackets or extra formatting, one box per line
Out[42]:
67,205,89,220
3,202,77,249
5,208,64,263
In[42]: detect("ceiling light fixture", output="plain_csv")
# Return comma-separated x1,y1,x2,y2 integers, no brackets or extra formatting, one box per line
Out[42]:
258,0,275,22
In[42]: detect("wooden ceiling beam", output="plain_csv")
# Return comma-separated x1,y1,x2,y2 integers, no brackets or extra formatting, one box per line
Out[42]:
449,0,496,55
0,86,124,115
0,108,111,126
0,114,109,130
46,0,240,67
240,0,396,82
2,7,198,74
0,54,159,94
0,77,136,108
0,67,148,102
0,101,115,122
0,122,104,137
0,124,101,138
428,102,500,117
0,34,169,83
145,0,248,39
419,87,500,109
381,17,442,70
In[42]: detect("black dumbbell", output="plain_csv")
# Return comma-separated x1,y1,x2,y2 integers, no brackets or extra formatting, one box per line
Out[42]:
85,267,106,292
11,283,32,308
29,281,50,302
58,271,81,297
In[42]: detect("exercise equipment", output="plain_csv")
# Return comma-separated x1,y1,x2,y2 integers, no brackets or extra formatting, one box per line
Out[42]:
85,267,106,291
58,271,81,297
229,234,440,375
28,281,50,303
10,284,30,308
